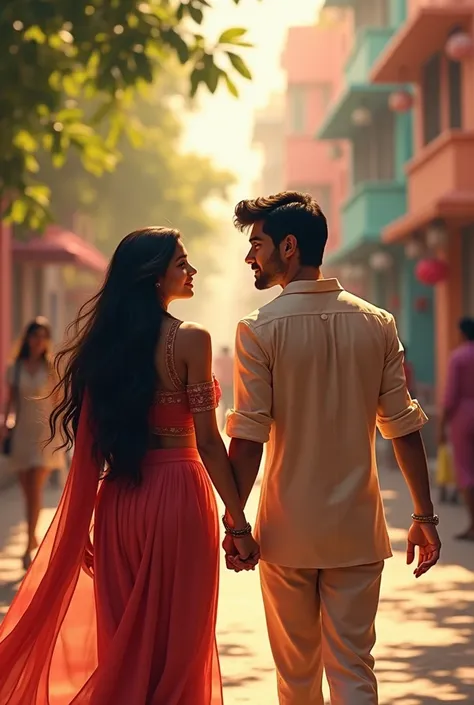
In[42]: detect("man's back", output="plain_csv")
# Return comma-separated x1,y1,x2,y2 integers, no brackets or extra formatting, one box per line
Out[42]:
227,279,427,569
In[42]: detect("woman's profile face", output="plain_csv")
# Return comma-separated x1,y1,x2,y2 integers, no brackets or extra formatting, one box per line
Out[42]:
158,239,197,304
27,326,50,357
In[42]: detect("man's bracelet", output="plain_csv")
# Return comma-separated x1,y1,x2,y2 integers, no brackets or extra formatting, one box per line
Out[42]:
222,515,252,537
411,513,440,526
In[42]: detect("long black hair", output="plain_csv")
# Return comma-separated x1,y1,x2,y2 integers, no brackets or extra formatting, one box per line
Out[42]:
49,227,180,484
16,317,53,366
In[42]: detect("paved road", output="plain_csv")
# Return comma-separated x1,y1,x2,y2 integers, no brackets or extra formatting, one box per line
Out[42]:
1,465,473,704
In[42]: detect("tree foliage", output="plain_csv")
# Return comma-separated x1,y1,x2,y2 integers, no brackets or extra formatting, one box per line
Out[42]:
39,79,235,255
0,0,256,228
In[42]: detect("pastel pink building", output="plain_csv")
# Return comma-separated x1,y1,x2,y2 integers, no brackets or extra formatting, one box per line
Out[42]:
371,0,474,404
281,12,353,254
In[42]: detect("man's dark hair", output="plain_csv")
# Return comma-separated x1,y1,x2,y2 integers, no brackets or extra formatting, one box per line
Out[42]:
459,317,474,341
233,191,328,267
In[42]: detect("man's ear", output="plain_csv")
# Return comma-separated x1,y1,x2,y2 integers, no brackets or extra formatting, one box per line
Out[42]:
282,234,297,259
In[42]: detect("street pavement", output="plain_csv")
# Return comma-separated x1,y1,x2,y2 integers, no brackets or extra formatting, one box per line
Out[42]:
1,463,473,704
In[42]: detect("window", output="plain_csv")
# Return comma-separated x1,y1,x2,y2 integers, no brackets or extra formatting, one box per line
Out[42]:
288,85,307,134
352,108,394,185
448,59,462,129
422,53,441,145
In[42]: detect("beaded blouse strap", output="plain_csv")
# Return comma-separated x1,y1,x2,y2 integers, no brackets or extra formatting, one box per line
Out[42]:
186,379,218,414
165,319,185,391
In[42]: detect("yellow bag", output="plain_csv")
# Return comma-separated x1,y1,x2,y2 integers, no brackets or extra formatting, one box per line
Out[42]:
436,444,455,486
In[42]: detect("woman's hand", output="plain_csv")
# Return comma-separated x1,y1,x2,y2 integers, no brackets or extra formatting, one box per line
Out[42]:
229,534,260,572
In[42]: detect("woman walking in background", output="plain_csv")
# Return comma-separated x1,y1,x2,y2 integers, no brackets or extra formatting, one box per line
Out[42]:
0,227,258,705
0,317,64,570
440,317,474,540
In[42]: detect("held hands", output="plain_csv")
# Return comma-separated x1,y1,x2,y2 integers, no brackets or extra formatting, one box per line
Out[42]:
407,521,441,578
222,532,260,572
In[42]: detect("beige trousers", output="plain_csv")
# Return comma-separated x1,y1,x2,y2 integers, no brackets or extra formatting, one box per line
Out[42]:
259,560,384,705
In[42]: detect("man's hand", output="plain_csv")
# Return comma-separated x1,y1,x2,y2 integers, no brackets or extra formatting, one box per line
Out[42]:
406,521,441,578
222,533,259,572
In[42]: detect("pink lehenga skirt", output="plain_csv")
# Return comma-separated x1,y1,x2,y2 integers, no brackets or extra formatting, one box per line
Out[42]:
0,399,223,705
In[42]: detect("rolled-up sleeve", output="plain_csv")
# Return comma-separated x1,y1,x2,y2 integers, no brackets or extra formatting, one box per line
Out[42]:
376,315,428,439
225,320,273,444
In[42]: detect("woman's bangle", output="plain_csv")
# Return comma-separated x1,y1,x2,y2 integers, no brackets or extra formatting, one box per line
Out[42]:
222,515,252,537
411,513,440,526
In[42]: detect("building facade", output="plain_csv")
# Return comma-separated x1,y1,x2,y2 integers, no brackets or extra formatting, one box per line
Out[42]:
281,12,352,258
0,221,107,406
371,0,474,405
316,0,436,398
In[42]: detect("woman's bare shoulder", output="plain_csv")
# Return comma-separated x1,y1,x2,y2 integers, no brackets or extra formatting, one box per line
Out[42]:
177,322,212,357
179,321,211,337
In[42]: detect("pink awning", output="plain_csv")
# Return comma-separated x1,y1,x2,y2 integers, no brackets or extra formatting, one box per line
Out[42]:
12,225,108,273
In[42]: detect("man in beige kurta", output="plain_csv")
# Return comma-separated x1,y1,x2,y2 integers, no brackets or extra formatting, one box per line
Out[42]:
225,192,440,705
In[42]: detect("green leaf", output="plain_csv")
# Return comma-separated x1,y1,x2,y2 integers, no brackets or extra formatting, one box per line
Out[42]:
25,185,50,208
203,59,220,94
224,72,239,97
13,130,38,153
190,67,205,98
189,5,204,24
162,29,190,64
218,28,248,44
25,154,40,173
8,199,28,224
226,52,252,80
23,26,47,44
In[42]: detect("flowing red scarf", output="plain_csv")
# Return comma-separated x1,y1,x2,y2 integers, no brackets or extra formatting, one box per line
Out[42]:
0,395,101,704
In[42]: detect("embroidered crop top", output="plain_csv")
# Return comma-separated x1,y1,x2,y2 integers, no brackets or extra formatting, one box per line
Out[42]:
150,320,222,436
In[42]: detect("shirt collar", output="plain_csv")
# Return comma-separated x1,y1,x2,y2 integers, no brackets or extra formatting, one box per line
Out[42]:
279,278,344,297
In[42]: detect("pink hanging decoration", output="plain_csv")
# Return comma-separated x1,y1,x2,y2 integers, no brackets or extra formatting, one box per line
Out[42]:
388,91,413,112
445,32,474,62
415,258,448,286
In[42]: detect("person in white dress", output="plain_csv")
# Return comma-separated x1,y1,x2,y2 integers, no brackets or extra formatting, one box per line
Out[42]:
0,317,65,569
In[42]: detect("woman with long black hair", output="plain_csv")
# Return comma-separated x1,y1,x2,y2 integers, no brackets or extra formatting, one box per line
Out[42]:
0,227,258,705
0,317,65,570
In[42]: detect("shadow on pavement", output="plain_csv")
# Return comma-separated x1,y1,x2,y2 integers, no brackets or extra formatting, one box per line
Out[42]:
377,578,474,703
377,465,474,703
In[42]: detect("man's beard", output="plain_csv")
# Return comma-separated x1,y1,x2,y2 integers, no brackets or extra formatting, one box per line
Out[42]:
253,250,285,290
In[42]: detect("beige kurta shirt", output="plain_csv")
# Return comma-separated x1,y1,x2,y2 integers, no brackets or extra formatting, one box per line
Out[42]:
226,279,428,569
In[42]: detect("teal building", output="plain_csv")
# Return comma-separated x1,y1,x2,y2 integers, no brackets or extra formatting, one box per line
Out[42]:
318,0,434,387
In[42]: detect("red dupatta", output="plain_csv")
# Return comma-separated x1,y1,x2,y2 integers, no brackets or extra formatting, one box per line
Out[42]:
0,396,101,705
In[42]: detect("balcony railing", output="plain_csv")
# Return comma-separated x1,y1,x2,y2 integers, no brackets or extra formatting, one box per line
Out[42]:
407,130,474,212
341,181,407,247
345,27,395,84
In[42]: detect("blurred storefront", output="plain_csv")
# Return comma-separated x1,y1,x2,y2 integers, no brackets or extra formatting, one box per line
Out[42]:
0,223,107,405
371,0,474,407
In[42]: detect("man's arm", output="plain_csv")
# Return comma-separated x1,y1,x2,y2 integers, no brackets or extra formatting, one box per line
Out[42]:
376,315,440,576
377,315,432,509
228,438,263,510
392,431,433,516
225,320,272,514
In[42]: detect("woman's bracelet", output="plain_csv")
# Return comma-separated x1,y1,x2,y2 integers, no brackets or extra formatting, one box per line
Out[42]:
411,513,440,526
222,515,252,537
